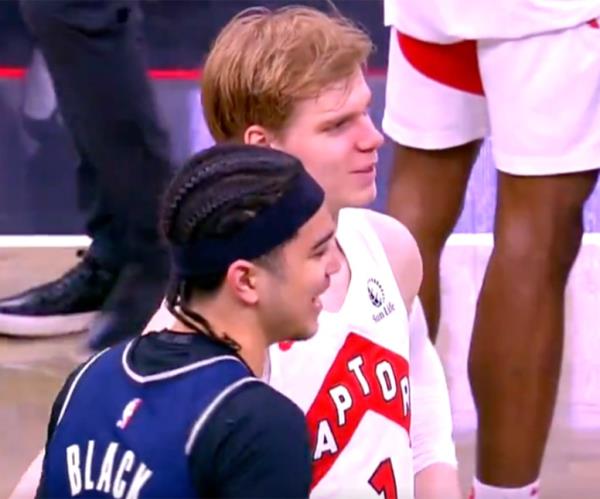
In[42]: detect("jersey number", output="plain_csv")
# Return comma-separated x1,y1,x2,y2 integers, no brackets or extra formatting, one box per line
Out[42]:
368,458,397,499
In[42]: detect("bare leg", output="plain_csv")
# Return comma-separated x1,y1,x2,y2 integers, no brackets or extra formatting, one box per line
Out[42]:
469,169,599,485
386,141,480,341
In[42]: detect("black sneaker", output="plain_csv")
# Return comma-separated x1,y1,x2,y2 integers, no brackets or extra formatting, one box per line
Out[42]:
0,251,119,337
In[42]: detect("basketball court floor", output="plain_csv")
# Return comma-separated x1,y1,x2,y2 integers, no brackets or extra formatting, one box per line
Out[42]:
2,246,600,498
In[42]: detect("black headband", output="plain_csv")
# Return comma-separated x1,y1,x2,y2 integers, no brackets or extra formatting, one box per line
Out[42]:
171,169,325,279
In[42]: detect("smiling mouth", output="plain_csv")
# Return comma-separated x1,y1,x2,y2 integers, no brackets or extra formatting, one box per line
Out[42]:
352,164,375,174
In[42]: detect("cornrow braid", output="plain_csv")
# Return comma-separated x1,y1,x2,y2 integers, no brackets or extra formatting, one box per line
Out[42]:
160,144,304,345
161,154,223,242
162,147,295,242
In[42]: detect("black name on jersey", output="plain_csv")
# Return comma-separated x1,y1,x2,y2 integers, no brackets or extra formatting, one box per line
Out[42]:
66,440,152,498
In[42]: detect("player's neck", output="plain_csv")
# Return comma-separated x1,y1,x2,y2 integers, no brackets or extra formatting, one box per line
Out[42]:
328,204,341,226
171,300,268,377
320,239,351,313
231,333,268,377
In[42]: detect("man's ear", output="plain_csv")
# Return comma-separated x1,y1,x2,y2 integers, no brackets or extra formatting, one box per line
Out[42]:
225,259,260,305
243,125,272,146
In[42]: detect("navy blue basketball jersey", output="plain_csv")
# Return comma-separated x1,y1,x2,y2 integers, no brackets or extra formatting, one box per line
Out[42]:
42,340,257,498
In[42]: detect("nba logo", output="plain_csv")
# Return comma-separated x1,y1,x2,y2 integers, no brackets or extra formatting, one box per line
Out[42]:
116,398,142,429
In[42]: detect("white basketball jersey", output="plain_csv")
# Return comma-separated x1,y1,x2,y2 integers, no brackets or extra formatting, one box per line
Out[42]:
267,208,413,499
384,0,600,42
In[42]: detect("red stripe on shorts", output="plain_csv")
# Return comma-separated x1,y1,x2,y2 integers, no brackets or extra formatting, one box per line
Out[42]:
397,32,485,96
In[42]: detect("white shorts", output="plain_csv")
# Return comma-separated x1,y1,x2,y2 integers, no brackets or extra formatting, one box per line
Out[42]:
382,22,600,176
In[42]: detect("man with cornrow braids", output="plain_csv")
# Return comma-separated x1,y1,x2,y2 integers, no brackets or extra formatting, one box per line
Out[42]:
35,144,339,498
148,6,462,499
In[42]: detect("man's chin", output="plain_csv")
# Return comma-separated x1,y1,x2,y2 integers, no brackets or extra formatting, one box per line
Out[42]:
290,328,318,343
346,186,378,209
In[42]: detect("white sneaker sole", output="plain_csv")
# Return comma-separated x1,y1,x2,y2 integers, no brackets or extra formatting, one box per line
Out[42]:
0,311,98,337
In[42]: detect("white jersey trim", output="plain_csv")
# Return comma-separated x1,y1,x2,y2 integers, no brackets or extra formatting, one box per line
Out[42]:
121,339,245,383
344,209,410,322
57,348,110,425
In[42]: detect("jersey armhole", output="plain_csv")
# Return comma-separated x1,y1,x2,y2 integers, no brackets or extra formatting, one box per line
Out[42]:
56,348,110,426
353,209,410,320
184,377,264,455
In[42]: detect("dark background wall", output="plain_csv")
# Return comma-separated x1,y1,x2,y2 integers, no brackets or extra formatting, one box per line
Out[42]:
0,1,390,69
1,1,600,235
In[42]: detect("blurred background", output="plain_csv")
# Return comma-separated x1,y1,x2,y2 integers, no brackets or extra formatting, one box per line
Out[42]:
0,0,502,234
